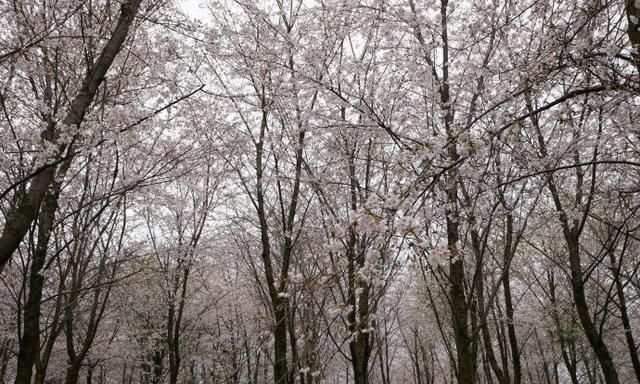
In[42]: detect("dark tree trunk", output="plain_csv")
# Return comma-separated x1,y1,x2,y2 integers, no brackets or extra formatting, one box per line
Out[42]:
607,245,640,382
64,363,81,384
14,168,65,384
348,286,371,384
502,215,522,384
14,240,47,384
566,237,620,384
442,0,476,378
449,234,475,384
273,302,289,384
87,365,93,384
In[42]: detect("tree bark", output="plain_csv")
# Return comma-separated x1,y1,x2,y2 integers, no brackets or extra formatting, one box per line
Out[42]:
64,363,81,384
502,215,522,384
14,157,69,384
255,106,289,384
609,246,640,382
565,230,620,384
440,0,476,379
13,201,52,384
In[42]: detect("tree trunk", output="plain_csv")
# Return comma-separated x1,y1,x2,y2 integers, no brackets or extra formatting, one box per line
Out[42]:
609,248,640,382
450,237,475,384
349,293,371,384
14,170,64,384
566,237,620,384
502,215,522,384
64,363,81,384
14,248,46,384
86,365,93,384
273,302,289,384
441,0,476,378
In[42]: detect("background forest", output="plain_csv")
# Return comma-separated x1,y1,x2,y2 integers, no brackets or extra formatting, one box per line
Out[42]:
1,0,640,383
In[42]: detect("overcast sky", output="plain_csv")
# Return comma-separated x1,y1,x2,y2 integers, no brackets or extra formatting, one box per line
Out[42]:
177,0,209,20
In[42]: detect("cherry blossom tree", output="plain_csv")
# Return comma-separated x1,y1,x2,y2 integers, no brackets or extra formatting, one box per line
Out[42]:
0,0,639,383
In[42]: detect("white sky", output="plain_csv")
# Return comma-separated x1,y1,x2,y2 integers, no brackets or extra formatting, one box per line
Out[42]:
176,0,210,21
